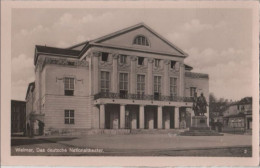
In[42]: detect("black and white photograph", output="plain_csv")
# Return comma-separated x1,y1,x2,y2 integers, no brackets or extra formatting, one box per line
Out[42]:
1,1,259,167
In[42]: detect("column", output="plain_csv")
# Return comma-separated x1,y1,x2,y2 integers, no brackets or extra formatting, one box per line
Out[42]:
130,56,137,94
99,104,105,129
120,104,125,129
139,105,145,129
179,62,185,97
157,106,163,129
174,106,179,128
147,58,154,95
163,60,170,96
206,106,209,126
93,51,100,94
112,54,118,93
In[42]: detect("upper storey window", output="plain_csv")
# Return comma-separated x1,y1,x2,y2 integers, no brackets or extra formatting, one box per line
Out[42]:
171,61,176,69
133,35,149,46
138,57,144,65
101,52,109,62
155,59,160,67
120,55,127,64
64,77,74,96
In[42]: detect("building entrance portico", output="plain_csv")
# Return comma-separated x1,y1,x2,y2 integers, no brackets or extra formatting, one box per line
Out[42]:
105,104,120,129
125,105,139,129
145,106,158,129
99,103,185,130
163,106,175,129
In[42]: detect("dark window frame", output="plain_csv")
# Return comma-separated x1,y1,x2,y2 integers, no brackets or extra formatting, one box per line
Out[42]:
171,61,176,69
101,52,109,62
120,55,127,64
64,77,75,96
64,110,75,124
138,57,144,65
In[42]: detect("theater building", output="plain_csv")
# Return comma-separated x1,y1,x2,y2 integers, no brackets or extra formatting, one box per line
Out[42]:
26,23,209,134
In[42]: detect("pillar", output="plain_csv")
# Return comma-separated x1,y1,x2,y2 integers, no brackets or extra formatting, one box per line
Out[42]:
93,52,100,94
174,106,179,128
147,58,154,95
206,106,209,126
130,56,137,94
139,105,145,129
120,104,125,129
99,104,105,129
179,62,185,97
163,60,170,96
112,54,118,93
157,106,163,129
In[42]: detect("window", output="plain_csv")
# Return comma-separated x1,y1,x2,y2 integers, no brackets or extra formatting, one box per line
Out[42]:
119,73,128,98
170,77,177,97
133,35,149,46
171,61,176,69
155,59,160,67
120,55,127,64
101,71,110,92
101,52,109,62
190,87,197,97
64,77,74,96
137,75,145,95
64,110,74,124
154,76,161,100
138,57,144,65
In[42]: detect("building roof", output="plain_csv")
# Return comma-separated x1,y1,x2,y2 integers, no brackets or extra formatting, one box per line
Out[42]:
86,22,189,57
34,23,204,68
11,100,26,104
25,82,35,100
239,97,252,105
227,97,252,106
184,64,193,71
34,45,80,65
185,71,209,79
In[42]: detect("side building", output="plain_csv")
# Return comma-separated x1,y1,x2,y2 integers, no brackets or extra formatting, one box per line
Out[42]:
223,97,252,133
26,23,209,134
11,100,26,134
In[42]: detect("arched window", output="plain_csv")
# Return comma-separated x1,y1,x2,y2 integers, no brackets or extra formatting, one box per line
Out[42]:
133,35,149,46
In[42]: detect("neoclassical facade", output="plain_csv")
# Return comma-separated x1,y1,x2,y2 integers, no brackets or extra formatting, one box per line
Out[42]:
26,23,209,134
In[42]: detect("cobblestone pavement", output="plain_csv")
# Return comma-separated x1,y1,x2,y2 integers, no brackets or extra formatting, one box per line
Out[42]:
11,133,252,156
57,133,252,150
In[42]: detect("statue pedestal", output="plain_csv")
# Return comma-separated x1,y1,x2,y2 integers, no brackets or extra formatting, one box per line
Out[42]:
180,115,223,136
191,116,208,128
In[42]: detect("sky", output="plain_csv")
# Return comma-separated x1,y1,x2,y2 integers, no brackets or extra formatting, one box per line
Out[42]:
11,8,253,101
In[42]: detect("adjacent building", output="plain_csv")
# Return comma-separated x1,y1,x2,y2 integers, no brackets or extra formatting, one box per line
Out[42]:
223,97,252,132
26,23,209,134
11,100,26,134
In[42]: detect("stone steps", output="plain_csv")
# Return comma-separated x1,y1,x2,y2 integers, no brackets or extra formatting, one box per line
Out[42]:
130,129,187,134
180,128,224,136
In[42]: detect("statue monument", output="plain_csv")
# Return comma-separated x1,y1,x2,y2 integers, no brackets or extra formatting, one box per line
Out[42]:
191,92,208,128
180,92,223,136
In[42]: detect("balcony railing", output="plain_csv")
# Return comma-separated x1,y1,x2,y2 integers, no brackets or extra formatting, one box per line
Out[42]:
94,92,193,102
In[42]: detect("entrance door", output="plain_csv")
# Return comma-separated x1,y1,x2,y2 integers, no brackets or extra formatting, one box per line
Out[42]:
170,111,175,129
125,110,130,129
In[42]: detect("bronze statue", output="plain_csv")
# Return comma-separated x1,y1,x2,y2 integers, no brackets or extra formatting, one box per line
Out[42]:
193,92,208,116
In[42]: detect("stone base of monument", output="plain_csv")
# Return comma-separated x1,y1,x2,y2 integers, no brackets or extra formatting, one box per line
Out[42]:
180,116,223,136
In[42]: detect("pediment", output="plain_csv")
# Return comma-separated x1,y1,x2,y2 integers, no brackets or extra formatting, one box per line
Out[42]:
90,23,187,57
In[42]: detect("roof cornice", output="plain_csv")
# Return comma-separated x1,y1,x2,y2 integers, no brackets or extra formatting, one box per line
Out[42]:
87,42,186,58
